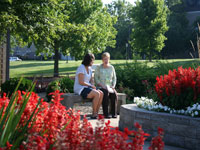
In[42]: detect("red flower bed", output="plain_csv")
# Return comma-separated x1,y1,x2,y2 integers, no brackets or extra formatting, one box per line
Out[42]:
0,90,164,150
155,66,200,109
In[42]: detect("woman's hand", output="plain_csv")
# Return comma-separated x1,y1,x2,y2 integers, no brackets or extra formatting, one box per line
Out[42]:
99,84,106,89
91,85,96,89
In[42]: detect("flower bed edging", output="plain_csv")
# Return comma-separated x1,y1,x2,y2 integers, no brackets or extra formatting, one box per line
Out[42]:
119,104,200,150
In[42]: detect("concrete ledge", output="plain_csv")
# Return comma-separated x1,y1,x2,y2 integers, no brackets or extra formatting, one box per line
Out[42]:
119,104,200,150
61,93,126,114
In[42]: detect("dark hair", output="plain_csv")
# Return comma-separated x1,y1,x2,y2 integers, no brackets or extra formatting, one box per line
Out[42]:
82,53,95,66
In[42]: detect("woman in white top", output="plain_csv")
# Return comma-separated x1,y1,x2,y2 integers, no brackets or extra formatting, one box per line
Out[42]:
74,53,103,119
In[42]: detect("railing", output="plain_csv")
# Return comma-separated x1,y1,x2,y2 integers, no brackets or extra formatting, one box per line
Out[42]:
25,72,77,93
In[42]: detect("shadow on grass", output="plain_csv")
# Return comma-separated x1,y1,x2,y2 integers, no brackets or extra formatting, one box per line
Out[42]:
10,62,54,69
13,66,79,77
59,66,78,72
170,59,200,67
12,59,200,77
154,59,200,68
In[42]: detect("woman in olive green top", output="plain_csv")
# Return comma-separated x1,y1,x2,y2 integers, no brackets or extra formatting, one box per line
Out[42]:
94,52,118,118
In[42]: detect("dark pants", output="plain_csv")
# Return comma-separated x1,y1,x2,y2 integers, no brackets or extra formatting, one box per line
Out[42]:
100,88,118,116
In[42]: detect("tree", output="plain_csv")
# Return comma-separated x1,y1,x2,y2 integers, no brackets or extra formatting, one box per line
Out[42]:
34,0,117,76
0,0,57,79
130,0,168,61
106,0,133,59
64,1,117,60
0,0,117,77
161,0,190,58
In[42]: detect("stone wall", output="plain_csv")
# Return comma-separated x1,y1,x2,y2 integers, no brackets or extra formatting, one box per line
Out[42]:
119,104,200,150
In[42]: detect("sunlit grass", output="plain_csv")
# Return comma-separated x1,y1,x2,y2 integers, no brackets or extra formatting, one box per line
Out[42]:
10,60,128,77
10,59,199,78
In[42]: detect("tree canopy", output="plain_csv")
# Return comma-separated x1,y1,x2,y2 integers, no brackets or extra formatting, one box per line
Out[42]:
130,0,168,61
105,0,133,59
0,0,117,76
162,0,191,58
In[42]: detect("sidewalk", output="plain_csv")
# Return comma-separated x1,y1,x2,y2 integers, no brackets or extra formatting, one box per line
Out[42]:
87,115,188,150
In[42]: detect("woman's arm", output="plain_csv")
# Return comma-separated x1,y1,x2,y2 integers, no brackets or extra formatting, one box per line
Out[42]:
111,66,117,88
78,73,96,89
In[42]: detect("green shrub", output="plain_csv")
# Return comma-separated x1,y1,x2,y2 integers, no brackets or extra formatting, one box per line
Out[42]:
1,78,33,97
115,60,200,103
154,60,178,75
59,77,74,93
115,61,157,99
46,77,74,101
117,82,134,102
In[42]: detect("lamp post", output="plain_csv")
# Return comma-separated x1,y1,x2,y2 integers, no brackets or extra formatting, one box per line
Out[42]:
6,28,10,81
126,43,128,61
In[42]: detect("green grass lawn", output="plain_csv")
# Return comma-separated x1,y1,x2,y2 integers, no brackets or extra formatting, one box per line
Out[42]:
10,60,129,78
10,59,200,78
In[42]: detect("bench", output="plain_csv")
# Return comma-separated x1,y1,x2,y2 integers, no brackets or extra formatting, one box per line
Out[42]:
61,93,126,114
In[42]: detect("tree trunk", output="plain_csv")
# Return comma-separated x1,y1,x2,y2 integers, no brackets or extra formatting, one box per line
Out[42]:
6,29,10,81
66,55,68,63
54,42,59,77
149,51,152,62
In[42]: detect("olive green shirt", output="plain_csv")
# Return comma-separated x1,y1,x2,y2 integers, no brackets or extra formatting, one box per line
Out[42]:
94,64,116,88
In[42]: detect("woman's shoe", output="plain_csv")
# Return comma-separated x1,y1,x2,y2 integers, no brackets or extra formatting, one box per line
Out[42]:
104,115,111,119
112,115,117,118
91,113,97,119
90,115,97,119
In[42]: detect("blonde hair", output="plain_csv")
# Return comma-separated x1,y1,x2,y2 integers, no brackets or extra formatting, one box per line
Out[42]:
102,52,110,59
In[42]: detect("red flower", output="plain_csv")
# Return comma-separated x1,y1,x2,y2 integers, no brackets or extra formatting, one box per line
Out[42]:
0,90,164,149
6,142,13,150
155,66,200,109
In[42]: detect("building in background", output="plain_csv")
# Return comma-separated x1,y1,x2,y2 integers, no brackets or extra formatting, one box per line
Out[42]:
12,43,74,60
184,0,200,26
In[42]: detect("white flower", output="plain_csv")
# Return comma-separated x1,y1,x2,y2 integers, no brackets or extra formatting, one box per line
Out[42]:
134,97,139,103
191,113,194,117
134,97,200,118
158,104,163,109
192,104,197,109
185,110,188,115
195,111,198,116
164,106,168,111
187,107,192,112
149,99,153,102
